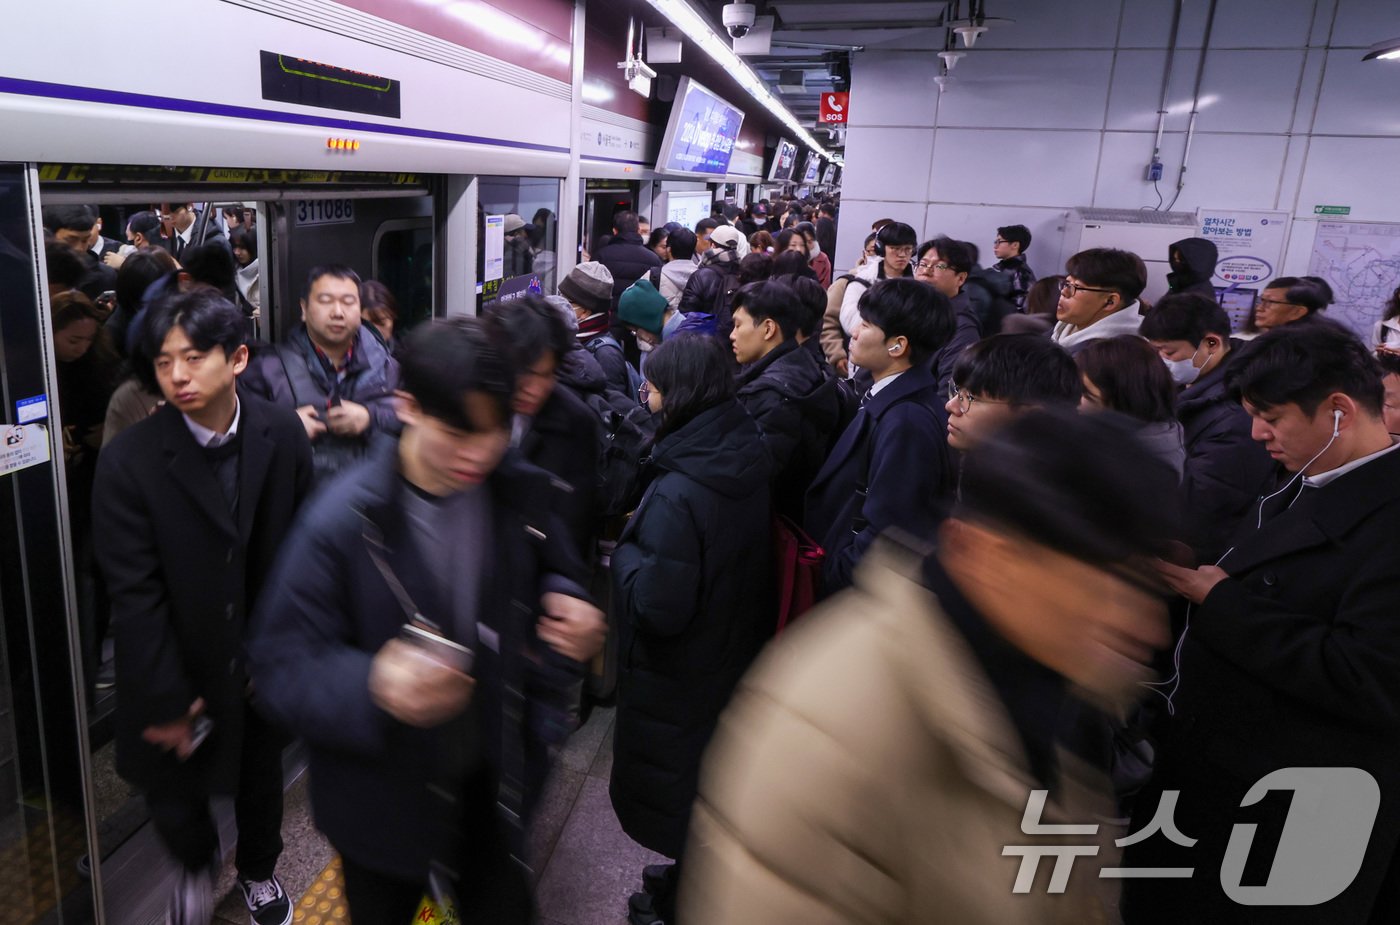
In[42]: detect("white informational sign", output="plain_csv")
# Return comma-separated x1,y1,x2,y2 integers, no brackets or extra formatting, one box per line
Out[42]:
16,395,47,423
1199,210,1290,290
294,199,356,226
483,214,505,283
0,423,51,477
580,117,649,162
1309,222,1400,342
666,192,713,232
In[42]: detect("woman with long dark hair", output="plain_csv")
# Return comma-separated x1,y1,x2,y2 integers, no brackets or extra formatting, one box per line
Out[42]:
609,333,772,925
1076,334,1185,477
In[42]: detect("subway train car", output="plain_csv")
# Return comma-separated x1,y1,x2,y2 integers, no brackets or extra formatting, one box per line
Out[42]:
3,0,1399,923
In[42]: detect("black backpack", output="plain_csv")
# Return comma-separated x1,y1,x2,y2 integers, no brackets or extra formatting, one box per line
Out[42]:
576,387,657,518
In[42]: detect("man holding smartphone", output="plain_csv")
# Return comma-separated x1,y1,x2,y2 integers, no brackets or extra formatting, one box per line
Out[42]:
250,317,606,923
94,290,313,925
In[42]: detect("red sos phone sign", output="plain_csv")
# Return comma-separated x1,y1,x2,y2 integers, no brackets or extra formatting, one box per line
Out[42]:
819,92,849,124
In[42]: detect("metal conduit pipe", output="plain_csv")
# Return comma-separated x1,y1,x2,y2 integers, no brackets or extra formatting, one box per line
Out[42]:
1174,0,1220,209
1151,0,1184,170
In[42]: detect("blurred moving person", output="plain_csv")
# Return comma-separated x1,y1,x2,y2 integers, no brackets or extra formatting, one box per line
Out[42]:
95,291,313,925
250,318,604,924
682,408,1176,924
610,334,772,925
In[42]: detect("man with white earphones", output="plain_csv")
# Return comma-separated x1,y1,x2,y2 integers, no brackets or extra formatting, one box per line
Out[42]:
1123,321,1400,923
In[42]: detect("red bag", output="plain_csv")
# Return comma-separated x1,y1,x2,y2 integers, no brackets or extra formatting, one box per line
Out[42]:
771,513,824,634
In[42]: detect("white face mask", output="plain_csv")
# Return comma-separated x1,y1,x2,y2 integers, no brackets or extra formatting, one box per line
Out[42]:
637,338,654,353
1163,342,1206,385
808,241,821,258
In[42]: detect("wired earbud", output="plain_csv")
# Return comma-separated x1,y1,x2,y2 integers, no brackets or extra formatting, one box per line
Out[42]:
1333,408,1343,437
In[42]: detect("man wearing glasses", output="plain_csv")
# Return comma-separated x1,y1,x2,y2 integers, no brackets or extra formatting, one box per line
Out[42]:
915,237,983,394
822,221,919,380
244,265,402,483
1051,247,1148,356
991,224,1037,310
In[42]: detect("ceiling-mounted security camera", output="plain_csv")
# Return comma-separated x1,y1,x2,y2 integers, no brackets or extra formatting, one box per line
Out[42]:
724,2,757,39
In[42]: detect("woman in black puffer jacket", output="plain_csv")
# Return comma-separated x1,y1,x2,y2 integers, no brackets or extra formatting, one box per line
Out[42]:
609,334,773,925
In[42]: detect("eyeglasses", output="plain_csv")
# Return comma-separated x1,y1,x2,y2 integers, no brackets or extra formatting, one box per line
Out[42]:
637,382,651,403
916,261,951,273
946,382,1010,414
1257,297,1299,309
993,238,1008,245
884,246,915,258
1059,280,1115,298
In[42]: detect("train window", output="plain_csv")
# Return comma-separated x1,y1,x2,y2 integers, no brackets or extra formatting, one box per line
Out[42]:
477,177,560,310
372,219,433,332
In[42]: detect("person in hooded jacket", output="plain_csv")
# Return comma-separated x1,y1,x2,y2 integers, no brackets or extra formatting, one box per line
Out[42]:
730,281,842,522
609,333,772,925
1165,237,1219,300
1142,294,1274,561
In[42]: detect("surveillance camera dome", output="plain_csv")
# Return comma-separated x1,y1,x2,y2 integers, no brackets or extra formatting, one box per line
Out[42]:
723,2,757,39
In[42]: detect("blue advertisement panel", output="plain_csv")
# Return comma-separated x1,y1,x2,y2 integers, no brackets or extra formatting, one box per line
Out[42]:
656,77,745,177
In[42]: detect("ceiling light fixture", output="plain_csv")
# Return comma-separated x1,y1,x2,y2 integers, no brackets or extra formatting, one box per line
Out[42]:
939,50,966,70
1362,37,1400,61
645,0,839,164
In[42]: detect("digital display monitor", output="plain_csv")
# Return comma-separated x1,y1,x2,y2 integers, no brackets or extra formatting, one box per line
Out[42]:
821,163,837,186
665,192,713,232
655,77,746,177
1216,286,1258,333
801,151,822,184
767,138,799,182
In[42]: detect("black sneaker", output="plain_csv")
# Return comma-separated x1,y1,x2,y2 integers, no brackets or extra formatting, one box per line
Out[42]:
237,874,293,925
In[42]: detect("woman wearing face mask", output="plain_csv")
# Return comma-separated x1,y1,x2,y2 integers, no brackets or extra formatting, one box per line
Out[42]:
1076,335,1185,479
1141,293,1276,560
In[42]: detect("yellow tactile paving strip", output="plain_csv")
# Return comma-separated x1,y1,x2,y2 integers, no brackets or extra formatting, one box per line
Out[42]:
294,855,451,924
0,806,88,925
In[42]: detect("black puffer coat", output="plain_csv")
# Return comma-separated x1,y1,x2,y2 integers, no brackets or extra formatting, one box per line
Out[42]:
1177,344,1274,561
609,399,772,857
596,231,663,310
736,339,841,523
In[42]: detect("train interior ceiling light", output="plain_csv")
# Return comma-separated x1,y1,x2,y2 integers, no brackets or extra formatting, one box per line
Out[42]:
646,0,841,165
1363,38,1400,61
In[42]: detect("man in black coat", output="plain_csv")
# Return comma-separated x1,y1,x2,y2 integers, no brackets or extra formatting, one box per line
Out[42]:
486,295,600,560
1142,294,1274,562
596,210,662,321
94,290,313,925
805,279,956,595
249,318,605,924
1126,323,1400,923
730,280,841,523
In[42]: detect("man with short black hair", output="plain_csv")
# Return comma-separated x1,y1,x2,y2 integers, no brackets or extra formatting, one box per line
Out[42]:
1052,247,1146,355
992,224,1036,308
164,202,229,260
730,280,841,522
821,221,919,378
485,295,599,560
693,218,720,260
596,210,663,315
44,204,117,296
242,265,400,482
95,290,312,925
916,238,983,394
944,334,1081,452
126,210,169,251
250,318,605,925
1141,293,1272,560
654,227,699,317
805,278,956,594
1126,321,1400,923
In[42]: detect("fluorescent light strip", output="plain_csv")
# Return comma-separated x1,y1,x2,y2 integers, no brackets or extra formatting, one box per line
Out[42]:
647,0,843,166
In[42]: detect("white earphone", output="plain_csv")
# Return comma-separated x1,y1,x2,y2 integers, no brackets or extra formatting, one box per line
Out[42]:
1333,408,1343,437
